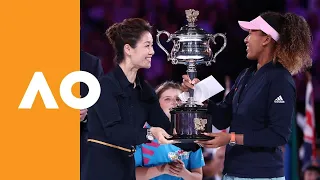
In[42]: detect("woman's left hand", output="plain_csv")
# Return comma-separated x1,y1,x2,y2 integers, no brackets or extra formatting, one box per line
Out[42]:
195,132,231,148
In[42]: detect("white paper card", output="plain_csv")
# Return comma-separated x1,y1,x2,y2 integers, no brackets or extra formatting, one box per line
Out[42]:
178,92,189,102
195,75,225,103
178,75,224,104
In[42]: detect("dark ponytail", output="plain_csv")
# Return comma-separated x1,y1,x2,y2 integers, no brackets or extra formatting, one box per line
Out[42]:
274,12,313,74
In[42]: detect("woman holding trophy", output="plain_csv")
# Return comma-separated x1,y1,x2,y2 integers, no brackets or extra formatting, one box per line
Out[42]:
182,11,312,179
81,18,176,180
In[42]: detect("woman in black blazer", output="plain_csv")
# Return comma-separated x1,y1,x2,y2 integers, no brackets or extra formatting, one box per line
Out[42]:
81,18,175,180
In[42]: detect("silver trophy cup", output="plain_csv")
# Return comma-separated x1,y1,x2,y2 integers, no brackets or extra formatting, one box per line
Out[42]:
156,9,227,143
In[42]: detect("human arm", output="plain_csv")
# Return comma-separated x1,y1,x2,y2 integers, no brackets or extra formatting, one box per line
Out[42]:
168,159,202,180
134,145,168,180
197,74,296,148
136,164,169,180
243,74,295,147
178,148,205,180
181,70,247,130
146,96,172,134
93,78,173,146
134,144,178,180
92,78,148,146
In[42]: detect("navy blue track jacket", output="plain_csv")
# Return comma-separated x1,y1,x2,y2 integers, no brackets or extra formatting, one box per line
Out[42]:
207,61,296,178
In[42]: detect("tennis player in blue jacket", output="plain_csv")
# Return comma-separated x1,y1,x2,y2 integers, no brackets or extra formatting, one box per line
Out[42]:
182,11,313,179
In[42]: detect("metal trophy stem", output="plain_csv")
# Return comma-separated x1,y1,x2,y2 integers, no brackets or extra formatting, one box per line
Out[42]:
186,61,197,107
156,9,227,143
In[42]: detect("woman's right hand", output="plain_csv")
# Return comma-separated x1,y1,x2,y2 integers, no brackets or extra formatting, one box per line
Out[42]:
181,75,200,92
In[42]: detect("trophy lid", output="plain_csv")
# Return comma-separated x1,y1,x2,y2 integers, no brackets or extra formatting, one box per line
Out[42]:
172,9,209,37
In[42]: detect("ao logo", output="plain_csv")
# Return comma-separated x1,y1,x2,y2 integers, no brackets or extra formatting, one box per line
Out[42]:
18,71,101,110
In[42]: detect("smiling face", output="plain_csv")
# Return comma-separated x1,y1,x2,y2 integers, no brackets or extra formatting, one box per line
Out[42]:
244,30,268,60
127,31,154,69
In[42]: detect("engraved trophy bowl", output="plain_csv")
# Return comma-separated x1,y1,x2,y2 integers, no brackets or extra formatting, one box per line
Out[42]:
156,9,227,143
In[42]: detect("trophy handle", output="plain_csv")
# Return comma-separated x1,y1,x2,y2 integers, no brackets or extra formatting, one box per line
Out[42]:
207,33,227,66
156,30,171,60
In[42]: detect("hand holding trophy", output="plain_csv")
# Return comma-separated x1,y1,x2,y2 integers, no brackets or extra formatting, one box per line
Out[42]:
156,9,227,143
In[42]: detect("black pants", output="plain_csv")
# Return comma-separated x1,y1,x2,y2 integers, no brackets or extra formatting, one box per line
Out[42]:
81,142,136,180
80,124,88,171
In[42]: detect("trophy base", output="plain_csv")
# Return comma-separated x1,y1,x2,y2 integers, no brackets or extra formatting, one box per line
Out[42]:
168,134,214,143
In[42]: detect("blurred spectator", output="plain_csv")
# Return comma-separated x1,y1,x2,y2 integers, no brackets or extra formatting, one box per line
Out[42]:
304,165,320,180
202,146,226,180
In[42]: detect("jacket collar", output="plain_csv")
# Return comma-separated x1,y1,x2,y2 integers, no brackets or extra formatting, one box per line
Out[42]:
243,60,283,91
113,65,142,90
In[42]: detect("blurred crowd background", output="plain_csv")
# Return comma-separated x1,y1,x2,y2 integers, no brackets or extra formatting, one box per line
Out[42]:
80,0,320,179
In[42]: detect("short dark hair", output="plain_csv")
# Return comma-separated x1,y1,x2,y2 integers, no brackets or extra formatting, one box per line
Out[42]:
304,165,320,174
106,18,152,64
